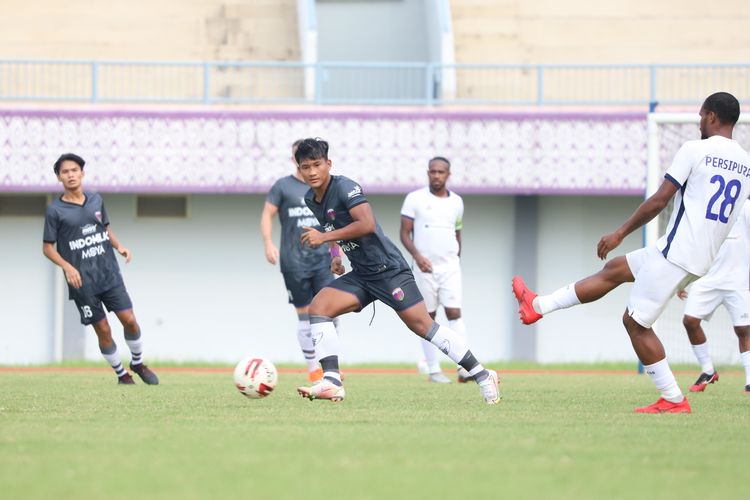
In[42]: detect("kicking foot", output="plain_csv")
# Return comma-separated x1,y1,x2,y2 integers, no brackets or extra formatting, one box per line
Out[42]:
130,363,159,385
689,371,718,392
428,372,452,384
512,276,542,325
118,373,135,385
297,380,346,402
478,370,501,405
634,397,691,414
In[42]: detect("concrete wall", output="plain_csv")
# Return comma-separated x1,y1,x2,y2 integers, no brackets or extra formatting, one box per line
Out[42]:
2,191,645,365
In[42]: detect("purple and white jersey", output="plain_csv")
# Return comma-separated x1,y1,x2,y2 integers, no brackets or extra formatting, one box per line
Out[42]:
658,135,750,276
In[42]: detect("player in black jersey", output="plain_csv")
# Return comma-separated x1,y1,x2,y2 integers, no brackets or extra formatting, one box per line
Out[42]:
260,140,339,382
292,138,500,404
42,153,158,385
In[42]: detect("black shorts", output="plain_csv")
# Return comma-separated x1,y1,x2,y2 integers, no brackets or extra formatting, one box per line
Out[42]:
71,282,133,325
282,267,335,308
327,267,423,312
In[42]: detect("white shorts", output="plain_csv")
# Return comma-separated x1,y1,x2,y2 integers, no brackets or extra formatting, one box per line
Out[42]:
684,282,750,326
625,246,697,328
413,264,462,312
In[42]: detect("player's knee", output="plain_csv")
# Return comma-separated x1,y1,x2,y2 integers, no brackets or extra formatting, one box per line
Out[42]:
444,309,461,321
682,315,701,332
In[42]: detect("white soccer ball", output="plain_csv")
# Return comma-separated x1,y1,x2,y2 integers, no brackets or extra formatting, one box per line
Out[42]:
233,356,278,399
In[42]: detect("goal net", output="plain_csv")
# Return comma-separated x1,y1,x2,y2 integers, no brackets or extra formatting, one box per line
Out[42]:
646,113,750,365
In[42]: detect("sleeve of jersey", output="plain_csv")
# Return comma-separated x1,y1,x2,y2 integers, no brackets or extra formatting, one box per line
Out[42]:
101,201,111,226
664,142,697,189
42,206,58,242
400,194,415,220
266,180,282,206
340,178,368,211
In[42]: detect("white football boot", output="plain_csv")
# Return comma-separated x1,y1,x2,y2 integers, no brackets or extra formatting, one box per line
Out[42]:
297,380,346,402
478,370,501,405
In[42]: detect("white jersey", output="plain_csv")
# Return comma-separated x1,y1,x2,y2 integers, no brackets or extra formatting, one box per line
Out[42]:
693,202,750,291
400,187,463,267
657,135,750,276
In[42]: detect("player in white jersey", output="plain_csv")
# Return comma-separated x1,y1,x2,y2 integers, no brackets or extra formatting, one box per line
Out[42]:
512,92,750,413
400,157,469,384
678,202,750,394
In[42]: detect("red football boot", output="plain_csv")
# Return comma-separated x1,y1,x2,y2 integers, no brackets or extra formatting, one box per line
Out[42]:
634,397,691,414
512,276,543,325
689,371,719,392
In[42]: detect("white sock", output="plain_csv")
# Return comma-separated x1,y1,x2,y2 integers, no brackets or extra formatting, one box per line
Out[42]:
297,319,318,372
425,322,489,383
643,358,684,403
421,339,441,374
448,318,467,370
740,351,750,386
311,316,341,384
100,343,126,377
691,341,714,374
533,282,581,315
124,332,143,366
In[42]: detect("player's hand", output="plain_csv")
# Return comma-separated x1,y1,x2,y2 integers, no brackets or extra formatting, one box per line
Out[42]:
300,226,327,248
331,256,345,275
264,241,279,265
415,254,433,273
63,265,83,289
596,231,623,260
677,289,688,300
116,246,132,264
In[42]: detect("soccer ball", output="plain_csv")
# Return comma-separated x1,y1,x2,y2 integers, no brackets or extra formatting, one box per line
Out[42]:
233,356,278,399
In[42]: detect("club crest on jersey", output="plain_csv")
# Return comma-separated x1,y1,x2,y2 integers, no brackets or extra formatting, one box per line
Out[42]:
326,208,336,220
81,223,98,236
94,211,102,222
392,287,405,301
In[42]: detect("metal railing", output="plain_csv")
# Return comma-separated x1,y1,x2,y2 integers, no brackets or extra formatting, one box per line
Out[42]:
1,60,748,106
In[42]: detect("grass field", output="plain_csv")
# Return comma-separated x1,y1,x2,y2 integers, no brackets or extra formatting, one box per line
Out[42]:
1,366,748,500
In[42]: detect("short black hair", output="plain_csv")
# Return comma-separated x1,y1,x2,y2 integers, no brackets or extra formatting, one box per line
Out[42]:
291,138,303,150
702,92,740,125
428,156,451,169
294,138,329,164
53,153,85,175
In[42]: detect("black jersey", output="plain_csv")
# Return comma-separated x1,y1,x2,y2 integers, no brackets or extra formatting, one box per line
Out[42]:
43,192,124,296
266,175,331,273
304,175,409,278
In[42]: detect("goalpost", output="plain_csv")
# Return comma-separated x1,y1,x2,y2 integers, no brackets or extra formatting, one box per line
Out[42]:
646,112,750,366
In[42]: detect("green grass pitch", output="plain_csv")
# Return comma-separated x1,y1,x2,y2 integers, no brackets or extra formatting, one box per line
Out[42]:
1,367,748,500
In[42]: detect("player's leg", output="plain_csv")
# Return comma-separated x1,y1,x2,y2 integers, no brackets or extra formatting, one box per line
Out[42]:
724,289,750,392
441,265,470,382
625,247,694,413
397,301,499,404
413,267,449,383
285,270,326,381
681,284,722,391
513,254,635,325
297,275,371,402
74,291,133,384
104,283,159,385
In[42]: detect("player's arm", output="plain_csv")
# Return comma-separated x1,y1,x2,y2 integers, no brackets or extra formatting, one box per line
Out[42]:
42,242,83,289
400,216,432,272
456,229,462,258
329,243,345,275
107,226,132,263
260,201,280,265
301,203,376,248
597,179,678,259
